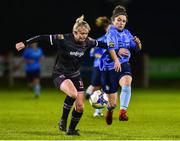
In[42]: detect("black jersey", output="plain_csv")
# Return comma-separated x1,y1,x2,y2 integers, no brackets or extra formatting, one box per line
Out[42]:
51,33,96,75
24,33,106,76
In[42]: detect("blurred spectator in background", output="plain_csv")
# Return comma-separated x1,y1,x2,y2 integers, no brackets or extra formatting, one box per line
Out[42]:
22,43,44,98
0,51,10,78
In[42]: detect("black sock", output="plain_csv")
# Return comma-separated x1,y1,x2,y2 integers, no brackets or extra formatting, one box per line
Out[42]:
107,105,115,112
69,109,83,130
61,96,75,120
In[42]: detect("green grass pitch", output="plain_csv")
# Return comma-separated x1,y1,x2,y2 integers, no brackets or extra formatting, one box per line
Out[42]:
0,88,180,140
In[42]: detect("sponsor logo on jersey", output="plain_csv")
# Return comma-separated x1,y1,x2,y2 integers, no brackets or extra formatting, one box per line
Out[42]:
70,51,84,57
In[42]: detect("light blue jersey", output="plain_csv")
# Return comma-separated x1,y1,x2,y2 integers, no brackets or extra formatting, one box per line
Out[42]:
22,47,44,72
100,25,139,71
89,35,106,67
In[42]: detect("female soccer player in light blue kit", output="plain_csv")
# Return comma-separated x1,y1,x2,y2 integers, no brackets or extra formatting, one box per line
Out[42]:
85,16,110,117
86,36,107,117
86,16,131,117
22,43,44,98
100,5,142,125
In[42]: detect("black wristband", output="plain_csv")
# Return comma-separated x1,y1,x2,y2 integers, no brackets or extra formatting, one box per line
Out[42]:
22,41,28,47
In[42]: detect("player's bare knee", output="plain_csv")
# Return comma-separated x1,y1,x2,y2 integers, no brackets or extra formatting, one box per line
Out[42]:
67,89,78,99
109,101,117,108
70,92,78,99
112,103,117,108
76,104,84,112
120,76,132,86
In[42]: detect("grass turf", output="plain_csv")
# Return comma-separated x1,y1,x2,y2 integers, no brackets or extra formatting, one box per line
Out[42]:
0,88,180,140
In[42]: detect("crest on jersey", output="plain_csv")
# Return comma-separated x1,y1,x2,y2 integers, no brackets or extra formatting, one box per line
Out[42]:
57,34,64,40
108,42,115,47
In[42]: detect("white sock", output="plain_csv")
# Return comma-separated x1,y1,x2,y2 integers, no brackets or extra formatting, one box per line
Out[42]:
34,84,41,96
95,108,102,114
86,85,94,95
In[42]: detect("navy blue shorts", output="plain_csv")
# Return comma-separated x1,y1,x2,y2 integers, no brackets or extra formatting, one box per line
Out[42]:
91,67,102,87
26,70,40,83
52,72,84,92
101,62,132,94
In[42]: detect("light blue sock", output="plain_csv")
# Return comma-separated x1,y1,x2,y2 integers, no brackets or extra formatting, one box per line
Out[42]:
95,108,102,114
34,84,41,96
120,86,131,110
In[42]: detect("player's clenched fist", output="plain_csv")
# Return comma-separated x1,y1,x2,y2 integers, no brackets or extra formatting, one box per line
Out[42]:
15,42,25,51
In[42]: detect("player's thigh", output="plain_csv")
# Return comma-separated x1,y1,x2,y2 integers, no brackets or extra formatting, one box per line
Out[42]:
53,73,78,98
60,79,78,98
119,62,132,86
101,70,119,94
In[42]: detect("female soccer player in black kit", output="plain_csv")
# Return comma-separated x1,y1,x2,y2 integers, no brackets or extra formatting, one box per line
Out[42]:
16,15,107,136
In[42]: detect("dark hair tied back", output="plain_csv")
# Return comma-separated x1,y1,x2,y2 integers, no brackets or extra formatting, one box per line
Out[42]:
112,5,128,20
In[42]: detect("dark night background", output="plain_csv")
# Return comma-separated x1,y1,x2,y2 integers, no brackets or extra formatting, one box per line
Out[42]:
0,0,179,57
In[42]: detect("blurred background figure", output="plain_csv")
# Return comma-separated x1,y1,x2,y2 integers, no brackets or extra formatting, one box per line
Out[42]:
0,47,14,88
85,16,110,117
0,52,10,78
22,43,44,98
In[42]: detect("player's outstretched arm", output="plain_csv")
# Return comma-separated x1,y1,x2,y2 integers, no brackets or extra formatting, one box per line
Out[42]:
15,35,50,51
88,37,108,49
15,34,63,51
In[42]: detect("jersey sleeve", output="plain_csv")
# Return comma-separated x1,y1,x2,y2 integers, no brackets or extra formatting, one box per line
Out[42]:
106,30,116,51
126,30,136,48
126,30,140,53
87,37,107,49
24,34,64,46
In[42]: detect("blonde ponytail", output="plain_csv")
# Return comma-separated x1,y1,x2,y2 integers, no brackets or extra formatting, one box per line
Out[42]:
73,15,91,32
76,15,84,23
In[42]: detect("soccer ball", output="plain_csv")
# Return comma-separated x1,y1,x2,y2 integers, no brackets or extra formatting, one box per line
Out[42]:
89,90,108,109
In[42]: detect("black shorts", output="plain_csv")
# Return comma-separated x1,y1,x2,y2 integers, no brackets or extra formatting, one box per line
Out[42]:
52,72,84,92
26,70,40,83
